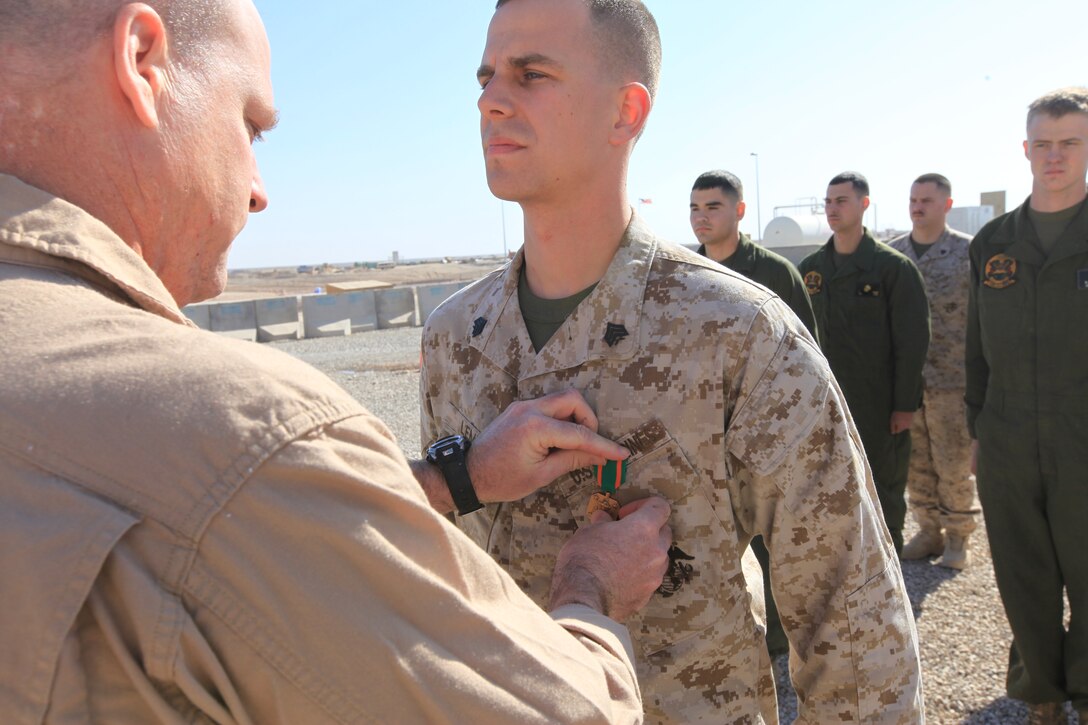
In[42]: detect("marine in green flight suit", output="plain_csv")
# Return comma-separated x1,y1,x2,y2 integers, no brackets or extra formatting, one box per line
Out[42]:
799,172,930,554
966,88,1088,720
689,170,816,656
690,171,816,338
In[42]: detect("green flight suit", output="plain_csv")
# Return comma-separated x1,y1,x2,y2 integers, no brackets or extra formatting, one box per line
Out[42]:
698,233,818,340
698,233,816,656
966,197,1088,709
799,231,930,554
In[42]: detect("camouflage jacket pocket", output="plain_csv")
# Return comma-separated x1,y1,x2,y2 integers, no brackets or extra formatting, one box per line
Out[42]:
555,419,736,658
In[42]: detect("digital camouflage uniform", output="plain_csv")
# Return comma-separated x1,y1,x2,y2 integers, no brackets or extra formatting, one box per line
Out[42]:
698,232,816,655
888,227,979,538
799,231,930,554
422,216,923,724
966,197,1088,709
697,233,817,339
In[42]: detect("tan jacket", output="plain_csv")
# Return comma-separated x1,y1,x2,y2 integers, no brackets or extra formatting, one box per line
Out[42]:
421,216,924,724
888,226,971,391
0,174,642,724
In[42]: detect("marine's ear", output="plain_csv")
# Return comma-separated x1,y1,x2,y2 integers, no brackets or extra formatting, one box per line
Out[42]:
609,82,651,146
112,3,169,129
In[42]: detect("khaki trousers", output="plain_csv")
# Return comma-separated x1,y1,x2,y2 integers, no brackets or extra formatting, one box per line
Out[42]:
907,387,979,537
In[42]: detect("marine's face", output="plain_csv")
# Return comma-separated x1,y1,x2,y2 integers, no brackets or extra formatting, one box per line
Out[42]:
689,187,744,247
825,182,867,233
157,0,277,304
1024,111,1088,199
909,181,951,231
476,0,618,205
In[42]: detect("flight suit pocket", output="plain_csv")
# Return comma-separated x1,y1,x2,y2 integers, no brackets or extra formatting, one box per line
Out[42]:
553,419,734,658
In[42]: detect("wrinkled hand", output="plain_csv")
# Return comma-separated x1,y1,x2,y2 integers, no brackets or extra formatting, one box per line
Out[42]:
549,497,672,622
890,410,914,435
468,389,630,504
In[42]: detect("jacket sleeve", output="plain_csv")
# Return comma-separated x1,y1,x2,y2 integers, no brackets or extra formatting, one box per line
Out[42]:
964,236,989,438
725,301,923,723
182,412,643,724
888,256,930,412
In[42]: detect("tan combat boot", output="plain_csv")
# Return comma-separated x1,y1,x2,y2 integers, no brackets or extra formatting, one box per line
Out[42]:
939,535,971,570
901,528,944,560
1026,701,1065,724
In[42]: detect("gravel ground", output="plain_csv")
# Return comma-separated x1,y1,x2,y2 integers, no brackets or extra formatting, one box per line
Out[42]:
274,328,1078,725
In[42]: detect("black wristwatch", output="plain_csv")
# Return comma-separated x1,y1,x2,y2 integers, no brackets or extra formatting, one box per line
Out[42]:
426,434,484,515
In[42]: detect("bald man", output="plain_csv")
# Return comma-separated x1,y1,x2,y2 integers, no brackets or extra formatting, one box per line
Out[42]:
0,1,673,722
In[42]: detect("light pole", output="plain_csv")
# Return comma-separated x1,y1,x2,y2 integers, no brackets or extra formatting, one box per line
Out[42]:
749,152,762,240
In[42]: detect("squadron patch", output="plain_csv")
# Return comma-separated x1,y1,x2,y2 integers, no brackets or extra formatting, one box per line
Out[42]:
983,254,1017,289
804,271,823,296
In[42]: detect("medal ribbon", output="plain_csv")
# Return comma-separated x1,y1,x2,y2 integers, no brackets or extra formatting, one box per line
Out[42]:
595,459,626,493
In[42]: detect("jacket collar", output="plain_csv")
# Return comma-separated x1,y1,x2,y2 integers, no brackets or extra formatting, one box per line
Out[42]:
901,226,961,263
697,232,756,274
818,227,877,277
469,214,653,381
1030,195,1088,269
0,174,189,325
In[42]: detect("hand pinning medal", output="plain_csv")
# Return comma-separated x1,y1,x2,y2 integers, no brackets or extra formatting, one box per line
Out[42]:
587,458,627,520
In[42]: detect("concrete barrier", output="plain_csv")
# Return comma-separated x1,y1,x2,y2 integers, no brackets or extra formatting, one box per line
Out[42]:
301,291,378,337
302,294,352,338
255,296,301,342
417,282,471,324
181,303,211,330
209,300,257,341
375,287,418,329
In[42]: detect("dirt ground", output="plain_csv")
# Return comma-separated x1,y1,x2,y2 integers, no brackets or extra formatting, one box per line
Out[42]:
212,260,505,302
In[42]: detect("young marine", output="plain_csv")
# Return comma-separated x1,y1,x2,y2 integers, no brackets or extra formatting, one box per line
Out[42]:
420,2,923,722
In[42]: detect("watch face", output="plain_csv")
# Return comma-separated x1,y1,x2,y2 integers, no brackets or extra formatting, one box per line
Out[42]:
428,434,467,460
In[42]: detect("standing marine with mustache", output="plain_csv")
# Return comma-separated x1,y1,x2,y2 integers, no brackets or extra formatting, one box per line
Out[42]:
887,173,978,570
799,172,931,555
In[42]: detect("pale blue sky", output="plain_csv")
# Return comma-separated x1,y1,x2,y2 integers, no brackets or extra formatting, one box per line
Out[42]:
231,0,1087,269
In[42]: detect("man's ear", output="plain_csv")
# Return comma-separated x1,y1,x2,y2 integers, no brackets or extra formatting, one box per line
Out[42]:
113,3,169,129
735,200,746,221
944,197,954,212
610,82,651,146
861,196,871,211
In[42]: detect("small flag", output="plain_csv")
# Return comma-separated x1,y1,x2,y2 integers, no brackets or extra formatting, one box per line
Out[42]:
639,198,653,205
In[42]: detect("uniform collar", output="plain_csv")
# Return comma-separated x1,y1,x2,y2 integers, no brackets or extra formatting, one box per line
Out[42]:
903,226,960,262
0,173,189,325
469,213,652,380
820,227,877,277
1030,195,1088,269
725,233,758,274
697,232,756,274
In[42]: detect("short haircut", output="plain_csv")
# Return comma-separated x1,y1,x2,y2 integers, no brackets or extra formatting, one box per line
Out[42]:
0,0,227,72
495,0,662,101
828,171,870,197
913,173,952,196
692,170,743,202
1027,87,1088,127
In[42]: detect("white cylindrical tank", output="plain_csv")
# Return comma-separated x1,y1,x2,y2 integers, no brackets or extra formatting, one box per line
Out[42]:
762,214,830,249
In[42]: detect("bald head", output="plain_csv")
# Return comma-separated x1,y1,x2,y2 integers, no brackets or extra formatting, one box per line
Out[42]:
0,0,228,77
0,0,275,306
